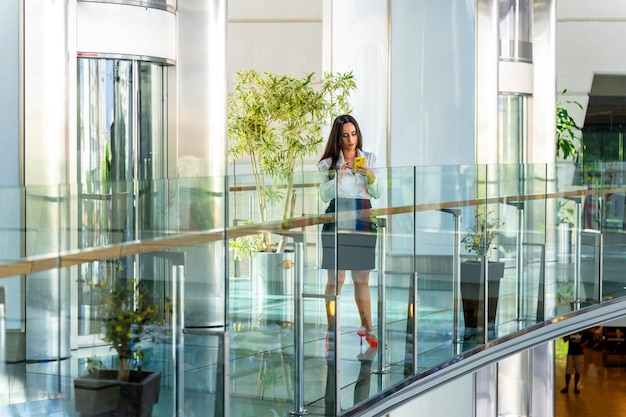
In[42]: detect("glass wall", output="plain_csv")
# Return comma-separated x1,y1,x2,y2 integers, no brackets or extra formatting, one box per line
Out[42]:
1,162,626,415
0,162,624,416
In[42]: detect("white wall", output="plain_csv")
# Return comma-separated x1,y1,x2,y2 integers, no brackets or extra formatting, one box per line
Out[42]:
0,0,24,331
329,0,388,168
390,373,474,417
0,1,20,188
389,0,475,168
388,0,476,256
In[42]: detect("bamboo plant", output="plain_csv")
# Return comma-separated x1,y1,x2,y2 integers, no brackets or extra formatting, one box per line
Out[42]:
228,69,356,254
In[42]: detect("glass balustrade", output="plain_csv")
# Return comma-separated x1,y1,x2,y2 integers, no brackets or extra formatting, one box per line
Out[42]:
1,162,626,415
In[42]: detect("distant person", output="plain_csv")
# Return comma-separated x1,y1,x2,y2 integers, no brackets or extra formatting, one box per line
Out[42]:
560,331,587,394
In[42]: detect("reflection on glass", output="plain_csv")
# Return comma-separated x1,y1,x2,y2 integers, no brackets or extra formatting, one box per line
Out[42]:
498,0,532,61
138,61,166,237
76,58,165,338
4,162,626,414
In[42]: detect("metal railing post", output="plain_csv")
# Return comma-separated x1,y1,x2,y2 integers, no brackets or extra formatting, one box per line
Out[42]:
376,218,388,375
574,201,582,309
481,254,489,344
515,203,524,327
174,264,184,417
440,209,462,350
277,232,309,416
290,236,308,416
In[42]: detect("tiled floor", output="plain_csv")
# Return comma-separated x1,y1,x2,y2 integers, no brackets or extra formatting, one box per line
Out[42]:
555,337,626,417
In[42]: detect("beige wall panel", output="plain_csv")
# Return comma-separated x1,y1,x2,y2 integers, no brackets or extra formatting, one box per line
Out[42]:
76,2,175,60
557,0,626,19
227,23,322,86
229,0,321,20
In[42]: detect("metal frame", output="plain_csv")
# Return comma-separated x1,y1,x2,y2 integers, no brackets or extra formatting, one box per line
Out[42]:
78,0,176,14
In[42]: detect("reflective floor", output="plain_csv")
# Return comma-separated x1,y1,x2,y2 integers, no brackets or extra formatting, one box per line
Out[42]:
555,337,626,417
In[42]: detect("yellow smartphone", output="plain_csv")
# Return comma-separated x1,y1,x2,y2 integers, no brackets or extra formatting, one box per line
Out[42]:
353,156,366,168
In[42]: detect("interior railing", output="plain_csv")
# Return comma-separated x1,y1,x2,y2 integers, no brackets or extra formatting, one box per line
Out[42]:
0,162,625,416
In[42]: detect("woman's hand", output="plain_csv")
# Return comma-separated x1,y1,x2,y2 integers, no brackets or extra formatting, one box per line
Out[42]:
355,166,376,184
337,161,352,182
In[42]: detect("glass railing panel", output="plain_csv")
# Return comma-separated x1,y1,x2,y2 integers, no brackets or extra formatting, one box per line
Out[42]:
227,169,327,416
174,176,227,233
0,186,24,264
519,164,549,326
305,164,398,413
73,177,191,248
414,165,476,363
6,161,626,416
327,169,380,411
488,201,521,342
457,165,492,350
67,248,179,417
75,180,136,248
485,164,521,342
25,184,66,258
551,162,585,317
489,164,549,339
377,166,414,389
580,162,626,307
136,177,173,239
0,185,32,337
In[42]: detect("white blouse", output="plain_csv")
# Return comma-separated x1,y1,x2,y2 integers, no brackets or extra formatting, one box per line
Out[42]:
317,150,381,203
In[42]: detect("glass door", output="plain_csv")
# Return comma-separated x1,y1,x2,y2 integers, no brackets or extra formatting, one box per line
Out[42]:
76,57,166,346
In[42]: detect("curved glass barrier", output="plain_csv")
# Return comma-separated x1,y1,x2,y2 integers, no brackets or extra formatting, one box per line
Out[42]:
1,162,626,415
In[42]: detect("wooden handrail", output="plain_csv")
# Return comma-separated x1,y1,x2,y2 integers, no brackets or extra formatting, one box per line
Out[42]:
0,186,618,280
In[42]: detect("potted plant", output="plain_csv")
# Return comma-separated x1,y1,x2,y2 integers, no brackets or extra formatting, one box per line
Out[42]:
555,280,577,312
556,199,576,262
460,209,505,342
556,89,584,161
74,264,165,417
227,69,356,319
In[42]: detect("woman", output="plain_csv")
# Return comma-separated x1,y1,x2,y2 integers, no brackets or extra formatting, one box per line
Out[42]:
318,114,381,347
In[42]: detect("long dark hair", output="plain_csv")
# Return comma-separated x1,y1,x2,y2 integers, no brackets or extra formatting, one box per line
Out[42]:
319,114,363,168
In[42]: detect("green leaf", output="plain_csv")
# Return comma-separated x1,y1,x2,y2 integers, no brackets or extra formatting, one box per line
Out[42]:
556,89,584,161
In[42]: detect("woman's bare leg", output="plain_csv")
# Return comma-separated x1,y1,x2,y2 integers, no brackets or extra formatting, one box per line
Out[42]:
351,270,373,331
326,269,346,330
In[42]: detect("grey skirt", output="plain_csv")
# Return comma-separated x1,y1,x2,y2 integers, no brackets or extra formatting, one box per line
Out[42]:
321,232,377,270
321,198,377,270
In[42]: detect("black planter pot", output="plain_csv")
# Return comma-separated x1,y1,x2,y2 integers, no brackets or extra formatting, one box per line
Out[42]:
74,370,161,417
460,260,505,341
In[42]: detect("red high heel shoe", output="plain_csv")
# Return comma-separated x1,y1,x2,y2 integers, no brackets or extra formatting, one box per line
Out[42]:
356,327,378,347
325,332,335,351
